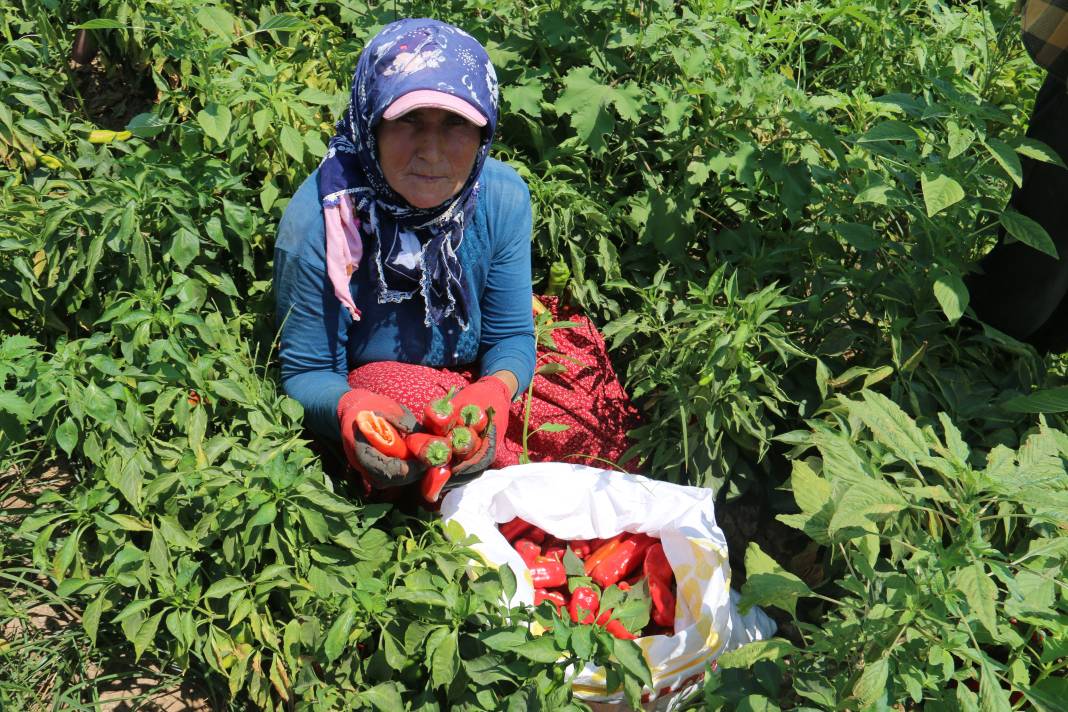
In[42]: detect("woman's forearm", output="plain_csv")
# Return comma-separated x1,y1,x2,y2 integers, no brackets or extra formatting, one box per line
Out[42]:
488,370,520,400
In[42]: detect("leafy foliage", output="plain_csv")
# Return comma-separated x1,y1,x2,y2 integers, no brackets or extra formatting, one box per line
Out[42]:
1,0,1067,709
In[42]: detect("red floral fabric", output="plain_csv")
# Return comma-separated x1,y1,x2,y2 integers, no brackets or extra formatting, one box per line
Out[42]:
347,296,641,469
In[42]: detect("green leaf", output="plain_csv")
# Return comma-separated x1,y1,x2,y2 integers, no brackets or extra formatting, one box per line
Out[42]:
554,66,641,154
257,14,307,32
933,270,968,323
133,611,163,660
852,655,890,707
196,6,236,38
157,517,198,550
0,391,31,422
83,592,105,645
513,635,563,663
858,120,918,142
431,630,459,689
362,682,405,712
979,657,1012,712
1014,138,1067,168
55,418,78,455
921,173,965,217
534,422,570,434
1002,386,1068,413
612,637,653,689
248,501,277,528
83,381,117,423
738,543,811,617
324,602,357,663
716,639,796,668
112,598,156,624
832,223,880,251
1000,209,1058,259
499,563,517,602
947,121,975,159
956,563,999,637
74,18,125,29
126,112,167,138
848,390,929,464
279,125,305,162
169,227,199,270
985,138,1023,188
197,103,232,145
204,577,247,599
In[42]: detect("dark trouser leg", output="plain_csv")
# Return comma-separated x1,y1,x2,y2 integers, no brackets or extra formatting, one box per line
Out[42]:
967,73,1068,352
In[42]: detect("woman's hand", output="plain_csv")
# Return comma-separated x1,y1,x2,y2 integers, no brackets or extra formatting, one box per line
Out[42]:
337,388,424,492
451,374,513,467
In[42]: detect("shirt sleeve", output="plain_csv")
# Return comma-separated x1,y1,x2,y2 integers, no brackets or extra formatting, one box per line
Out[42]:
274,174,352,441
477,162,536,396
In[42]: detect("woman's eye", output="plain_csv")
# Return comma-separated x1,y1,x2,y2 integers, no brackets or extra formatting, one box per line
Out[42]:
399,114,420,125
444,115,469,128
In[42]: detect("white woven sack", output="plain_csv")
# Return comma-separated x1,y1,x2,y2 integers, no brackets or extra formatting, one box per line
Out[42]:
440,462,775,710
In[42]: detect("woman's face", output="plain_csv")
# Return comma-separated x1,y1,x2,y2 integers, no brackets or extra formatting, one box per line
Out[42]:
376,108,482,209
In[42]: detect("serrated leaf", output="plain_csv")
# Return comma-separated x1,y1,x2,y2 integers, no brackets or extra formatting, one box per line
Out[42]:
554,66,641,154
738,543,811,617
848,390,929,464
852,655,889,707
324,602,356,663
921,173,965,217
257,14,307,32
1000,209,1058,259
957,563,999,638
985,138,1023,188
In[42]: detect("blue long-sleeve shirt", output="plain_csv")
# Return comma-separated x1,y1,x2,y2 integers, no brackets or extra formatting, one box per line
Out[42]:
274,157,536,441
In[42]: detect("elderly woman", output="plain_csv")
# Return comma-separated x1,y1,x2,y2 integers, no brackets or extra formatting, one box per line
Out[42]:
275,19,637,495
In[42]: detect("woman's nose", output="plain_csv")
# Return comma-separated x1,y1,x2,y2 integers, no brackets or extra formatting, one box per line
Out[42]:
414,125,446,162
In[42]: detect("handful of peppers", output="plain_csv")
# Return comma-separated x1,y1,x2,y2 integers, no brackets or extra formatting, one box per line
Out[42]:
354,388,495,503
499,517,677,639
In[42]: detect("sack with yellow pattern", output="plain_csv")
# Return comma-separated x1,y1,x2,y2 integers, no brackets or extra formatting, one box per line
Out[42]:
440,462,776,710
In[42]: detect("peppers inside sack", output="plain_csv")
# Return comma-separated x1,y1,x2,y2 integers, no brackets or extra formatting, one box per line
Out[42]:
355,410,408,459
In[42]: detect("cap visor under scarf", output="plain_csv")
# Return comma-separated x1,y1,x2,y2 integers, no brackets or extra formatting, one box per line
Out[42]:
382,89,488,127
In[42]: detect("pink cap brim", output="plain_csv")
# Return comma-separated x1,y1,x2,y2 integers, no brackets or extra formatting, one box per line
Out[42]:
382,90,487,127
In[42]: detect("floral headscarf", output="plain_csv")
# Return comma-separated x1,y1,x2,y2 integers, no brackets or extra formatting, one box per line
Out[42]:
318,18,500,329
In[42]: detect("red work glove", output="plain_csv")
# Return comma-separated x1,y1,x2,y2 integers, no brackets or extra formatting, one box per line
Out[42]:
448,376,512,484
337,388,424,492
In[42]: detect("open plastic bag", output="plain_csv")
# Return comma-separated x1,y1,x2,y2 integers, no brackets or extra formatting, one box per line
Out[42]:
440,462,776,710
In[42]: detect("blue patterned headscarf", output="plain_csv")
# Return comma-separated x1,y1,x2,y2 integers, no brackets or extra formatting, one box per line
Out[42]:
318,18,500,330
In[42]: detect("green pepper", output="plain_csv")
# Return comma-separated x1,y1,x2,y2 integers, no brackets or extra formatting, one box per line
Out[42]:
544,258,570,296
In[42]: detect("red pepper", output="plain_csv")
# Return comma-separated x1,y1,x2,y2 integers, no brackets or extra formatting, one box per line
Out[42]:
355,410,409,459
570,540,592,559
567,586,599,624
423,388,458,435
404,433,452,466
520,524,547,545
449,426,480,459
514,538,541,567
617,581,630,592
499,518,533,542
420,465,452,503
458,403,488,435
643,543,676,628
541,545,566,561
534,589,566,612
605,618,638,640
591,534,655,588
643,542,673,584
583,534,625,575
528,557,566,588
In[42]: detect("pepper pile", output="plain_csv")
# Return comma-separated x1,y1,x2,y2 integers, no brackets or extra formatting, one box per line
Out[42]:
354,388,493,503
499,517,677,639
